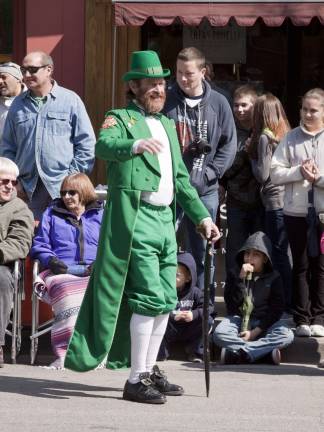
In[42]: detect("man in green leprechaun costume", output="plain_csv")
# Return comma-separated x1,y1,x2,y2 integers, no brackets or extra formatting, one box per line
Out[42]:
64,50,220,404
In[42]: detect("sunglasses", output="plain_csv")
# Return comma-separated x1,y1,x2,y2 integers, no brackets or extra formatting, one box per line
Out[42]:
20,65,49,75
60,190,78,197
0,179,18,186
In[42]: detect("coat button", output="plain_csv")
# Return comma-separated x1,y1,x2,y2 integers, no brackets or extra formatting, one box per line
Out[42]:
152,186,157,190
135,167,140,172
145,176,150,181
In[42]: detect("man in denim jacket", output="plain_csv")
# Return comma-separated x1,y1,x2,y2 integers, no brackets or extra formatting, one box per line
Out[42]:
0,51,95,220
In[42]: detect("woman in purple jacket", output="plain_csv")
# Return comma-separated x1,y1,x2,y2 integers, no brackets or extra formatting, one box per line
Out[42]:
31,173,103,369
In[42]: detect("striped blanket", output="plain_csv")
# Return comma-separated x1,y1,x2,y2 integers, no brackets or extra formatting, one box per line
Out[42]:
34,270,89,368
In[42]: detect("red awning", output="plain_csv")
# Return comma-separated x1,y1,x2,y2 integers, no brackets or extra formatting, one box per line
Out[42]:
114,2,324,27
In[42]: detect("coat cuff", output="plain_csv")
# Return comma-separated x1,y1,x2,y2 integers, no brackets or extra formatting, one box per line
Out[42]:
115,140,134,161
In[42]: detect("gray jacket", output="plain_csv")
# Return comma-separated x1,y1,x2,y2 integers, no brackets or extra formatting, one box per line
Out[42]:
0,195,34,264
271,126,324,216
251,133,284,211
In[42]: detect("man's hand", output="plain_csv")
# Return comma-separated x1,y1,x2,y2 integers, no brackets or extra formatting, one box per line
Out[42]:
133,138,162,155
196,217,221,243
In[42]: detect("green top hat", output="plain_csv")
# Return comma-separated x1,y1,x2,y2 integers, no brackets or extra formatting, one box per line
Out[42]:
122,50,170,82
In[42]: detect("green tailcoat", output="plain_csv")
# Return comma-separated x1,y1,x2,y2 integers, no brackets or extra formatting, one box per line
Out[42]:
64,103,209,371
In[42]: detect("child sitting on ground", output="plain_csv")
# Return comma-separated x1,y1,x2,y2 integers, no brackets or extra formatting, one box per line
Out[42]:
158,252,214,363
213,231,294,365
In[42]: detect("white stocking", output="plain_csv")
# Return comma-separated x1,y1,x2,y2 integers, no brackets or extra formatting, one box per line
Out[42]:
128,313,155,383
146,313,169,373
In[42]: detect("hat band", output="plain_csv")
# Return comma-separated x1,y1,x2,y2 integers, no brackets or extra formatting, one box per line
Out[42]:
133,66,164,75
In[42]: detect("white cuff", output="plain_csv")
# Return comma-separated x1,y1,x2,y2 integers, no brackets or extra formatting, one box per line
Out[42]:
132,140,142,155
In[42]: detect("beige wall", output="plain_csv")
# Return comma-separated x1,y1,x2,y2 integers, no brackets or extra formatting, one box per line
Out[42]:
85,0,140,186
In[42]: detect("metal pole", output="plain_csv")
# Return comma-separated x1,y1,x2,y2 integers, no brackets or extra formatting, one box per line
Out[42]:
203,242,212,397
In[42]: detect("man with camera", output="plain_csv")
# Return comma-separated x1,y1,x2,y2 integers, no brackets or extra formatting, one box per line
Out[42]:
164,47,237,289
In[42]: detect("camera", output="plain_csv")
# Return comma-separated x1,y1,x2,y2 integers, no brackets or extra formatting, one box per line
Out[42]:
189,137,212,156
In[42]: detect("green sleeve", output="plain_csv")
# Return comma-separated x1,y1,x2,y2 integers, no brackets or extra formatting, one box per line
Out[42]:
95,112,135,162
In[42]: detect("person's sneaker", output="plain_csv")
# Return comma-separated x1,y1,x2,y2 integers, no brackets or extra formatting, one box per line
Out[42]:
295,324,312,337
187,353,203,363
260,348,281,365
123,372,166,404
0,346,4,368
220,348,250,365
318,359,324,368
310,324,324,337
150,364,184,396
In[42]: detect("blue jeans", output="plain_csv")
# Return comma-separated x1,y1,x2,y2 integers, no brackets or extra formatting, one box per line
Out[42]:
212,315,294,362
180,189,219,290
29,178,52,222
265,209,292,310
225,205,264,275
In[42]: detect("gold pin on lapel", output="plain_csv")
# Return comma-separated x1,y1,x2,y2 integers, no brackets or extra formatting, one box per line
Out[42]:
127,117,137,128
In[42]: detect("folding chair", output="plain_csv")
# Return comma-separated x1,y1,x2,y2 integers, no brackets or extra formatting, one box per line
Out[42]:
30,260,54,365
5,260,24,363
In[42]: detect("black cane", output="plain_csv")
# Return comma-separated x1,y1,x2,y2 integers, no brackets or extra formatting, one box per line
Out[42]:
203,240,213,397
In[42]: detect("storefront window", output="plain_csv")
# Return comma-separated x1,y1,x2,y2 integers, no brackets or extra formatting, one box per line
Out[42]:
142,17,324,126
0,0,13,62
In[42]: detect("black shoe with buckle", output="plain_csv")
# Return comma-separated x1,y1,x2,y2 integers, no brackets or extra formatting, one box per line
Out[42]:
150,365,184,396
0,346,4,368
123,372,166,404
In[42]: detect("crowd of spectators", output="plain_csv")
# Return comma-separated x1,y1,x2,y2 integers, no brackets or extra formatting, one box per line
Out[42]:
1,48,324,370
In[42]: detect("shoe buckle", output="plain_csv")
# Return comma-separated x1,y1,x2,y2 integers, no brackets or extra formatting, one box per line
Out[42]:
152,365,165,378
141,378,153,386
139,372,153,386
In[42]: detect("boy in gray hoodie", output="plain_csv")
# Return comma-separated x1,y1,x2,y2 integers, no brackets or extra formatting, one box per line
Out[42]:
212,231,293,365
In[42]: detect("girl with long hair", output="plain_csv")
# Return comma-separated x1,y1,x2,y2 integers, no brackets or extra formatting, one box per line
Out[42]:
247,93,292,310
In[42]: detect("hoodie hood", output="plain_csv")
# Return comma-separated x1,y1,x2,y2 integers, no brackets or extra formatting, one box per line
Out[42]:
177,252,197,291
236,231,273,273
169,79,212,107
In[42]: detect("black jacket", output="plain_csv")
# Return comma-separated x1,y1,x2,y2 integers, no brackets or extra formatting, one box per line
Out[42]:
224,231,285,331
221,124,262,210
172,252,214,324
164,80,237,196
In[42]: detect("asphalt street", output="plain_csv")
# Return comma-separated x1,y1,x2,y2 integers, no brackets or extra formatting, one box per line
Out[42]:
1,360,324,432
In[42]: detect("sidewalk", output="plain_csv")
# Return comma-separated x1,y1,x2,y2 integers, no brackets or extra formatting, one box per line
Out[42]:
1,360,324,432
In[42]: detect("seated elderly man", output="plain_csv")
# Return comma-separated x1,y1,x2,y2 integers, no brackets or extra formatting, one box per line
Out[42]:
0,157,34,367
